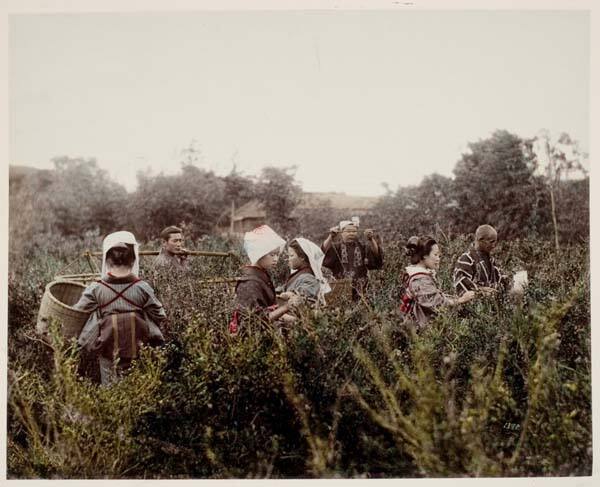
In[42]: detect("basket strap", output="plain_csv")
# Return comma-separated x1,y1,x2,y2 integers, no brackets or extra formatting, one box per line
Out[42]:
130,312,137,358
98,279,143,310
112,314,119,359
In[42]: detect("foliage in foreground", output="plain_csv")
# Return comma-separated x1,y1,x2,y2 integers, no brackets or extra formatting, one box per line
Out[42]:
7,236,591,478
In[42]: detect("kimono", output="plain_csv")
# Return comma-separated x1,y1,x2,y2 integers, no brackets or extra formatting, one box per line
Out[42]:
230,266,277,333
322,238,383,300
453,246,505,295
153,248,190,272
75,273,166,383
401,266,454,328
284,267,320,304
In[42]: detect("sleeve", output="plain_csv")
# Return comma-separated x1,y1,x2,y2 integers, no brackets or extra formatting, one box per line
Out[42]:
321,245,341,274
289,275,321,301
453,253,477,295
235,279,267,312
73,284,99,312
140,282,167,324
411,276,453,311
153,254,168,269
74,285,101,349
365,237,384,270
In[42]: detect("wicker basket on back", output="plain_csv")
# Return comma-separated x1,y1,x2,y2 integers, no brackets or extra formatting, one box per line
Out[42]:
325,278,352,307
36,280,91,340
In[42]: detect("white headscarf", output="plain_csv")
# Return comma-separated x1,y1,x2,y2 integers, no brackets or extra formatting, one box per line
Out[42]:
101,231,140,277
295,237,332,304
339,217,360,231
243,225,286,265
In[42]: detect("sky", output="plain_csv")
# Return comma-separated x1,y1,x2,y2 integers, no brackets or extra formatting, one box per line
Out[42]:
9,9,590,196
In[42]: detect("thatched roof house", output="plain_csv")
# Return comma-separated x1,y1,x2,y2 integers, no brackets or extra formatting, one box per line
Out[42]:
218,192,380,236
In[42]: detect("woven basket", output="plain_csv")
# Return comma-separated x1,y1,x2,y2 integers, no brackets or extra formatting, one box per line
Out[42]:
325,278,353,307
36,280,91,339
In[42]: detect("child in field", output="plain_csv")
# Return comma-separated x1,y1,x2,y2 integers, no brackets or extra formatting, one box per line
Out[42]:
401,236,476,328
75,231,166,385
280,237,331,307
230,225,300,334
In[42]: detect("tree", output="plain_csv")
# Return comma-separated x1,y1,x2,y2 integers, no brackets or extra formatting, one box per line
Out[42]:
129,164,228,240
452,130,538,239
254,166,303,235
48,156,128,236
530,130,589,250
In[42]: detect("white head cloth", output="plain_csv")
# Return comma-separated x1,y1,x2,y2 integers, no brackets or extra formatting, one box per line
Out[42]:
339,218,359,231
101,231,140,277
243,225,286,265
295,237,332,304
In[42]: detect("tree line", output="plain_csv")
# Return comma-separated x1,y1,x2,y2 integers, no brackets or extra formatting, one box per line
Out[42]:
9,129,588,257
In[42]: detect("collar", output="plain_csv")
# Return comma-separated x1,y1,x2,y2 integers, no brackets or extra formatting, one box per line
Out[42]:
471,244,493,262
103,272,138,284
286,266,313,284
405,265,435,278
241,265,272,282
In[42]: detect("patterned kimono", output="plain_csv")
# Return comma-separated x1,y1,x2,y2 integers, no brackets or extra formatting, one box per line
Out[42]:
453,246,505,295
322,239,383,301
401,266,454,328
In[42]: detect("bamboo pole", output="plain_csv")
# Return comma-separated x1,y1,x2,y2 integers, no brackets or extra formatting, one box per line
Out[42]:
86,250,231,258
84,250,100,273
55,272,100,279
197,277,238,285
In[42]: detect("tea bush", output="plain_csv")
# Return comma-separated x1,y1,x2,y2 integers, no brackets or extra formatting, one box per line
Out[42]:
7,236,591,478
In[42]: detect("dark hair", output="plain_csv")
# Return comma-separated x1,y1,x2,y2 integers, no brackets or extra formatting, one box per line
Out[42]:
405,236,437,265
106,244,135,268
160,226,182,241
289,240,309,264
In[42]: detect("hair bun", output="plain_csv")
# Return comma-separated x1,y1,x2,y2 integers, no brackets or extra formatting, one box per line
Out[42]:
405,236,419,256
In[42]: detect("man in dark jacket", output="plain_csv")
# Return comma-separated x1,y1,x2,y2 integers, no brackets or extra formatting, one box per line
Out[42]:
321,219,383,301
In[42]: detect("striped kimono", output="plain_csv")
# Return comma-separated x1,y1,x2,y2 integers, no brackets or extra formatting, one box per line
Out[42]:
453,246,505,296
75,273,166,361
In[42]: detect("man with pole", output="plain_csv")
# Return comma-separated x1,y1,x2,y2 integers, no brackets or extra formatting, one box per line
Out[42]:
153,226,191,272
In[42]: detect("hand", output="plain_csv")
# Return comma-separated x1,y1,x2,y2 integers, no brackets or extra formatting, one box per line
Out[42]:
287,293,303,309
329,226,340,236
278,292,293,301
280,313,297,325
364,229,375,240
478,286,497,297
459,290,476,304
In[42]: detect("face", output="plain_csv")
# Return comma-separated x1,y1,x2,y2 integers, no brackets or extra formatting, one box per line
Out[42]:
287,247,306,271
422,244,441,271
477,232,497,254
164,233,184,254
341,224,358,243
256,249,279,271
